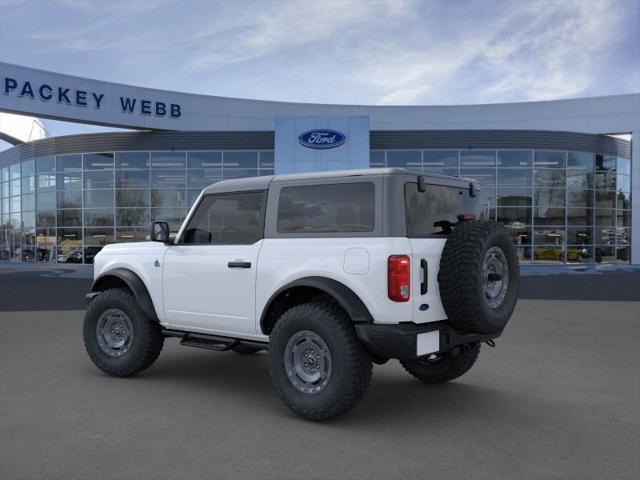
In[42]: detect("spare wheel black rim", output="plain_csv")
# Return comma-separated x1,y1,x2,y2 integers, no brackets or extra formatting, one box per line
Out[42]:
482,246,509,309
96,308,134,357
284,330,332,394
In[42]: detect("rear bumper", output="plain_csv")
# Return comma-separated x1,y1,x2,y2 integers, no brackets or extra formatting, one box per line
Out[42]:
354,321,502,360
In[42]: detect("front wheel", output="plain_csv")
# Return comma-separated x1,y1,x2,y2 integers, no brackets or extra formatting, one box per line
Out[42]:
400,343,480,384
83,288,164,377
268,301,372,421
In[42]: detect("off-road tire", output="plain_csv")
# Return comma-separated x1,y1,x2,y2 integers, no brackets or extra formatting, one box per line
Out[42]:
83,288,164,377
232,345,264,355
438,220,519,334
400,343,481,383
268,301,373,421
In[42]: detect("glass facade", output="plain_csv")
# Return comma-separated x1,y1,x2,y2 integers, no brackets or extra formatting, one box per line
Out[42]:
0,151,274,263
0,147,631,265
371,149,632,264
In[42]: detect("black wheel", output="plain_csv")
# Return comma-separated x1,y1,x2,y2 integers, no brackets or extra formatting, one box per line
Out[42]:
400,343,481,383
268,301,372,421
83,288,164,377
231,344,264,355
438,220,519,334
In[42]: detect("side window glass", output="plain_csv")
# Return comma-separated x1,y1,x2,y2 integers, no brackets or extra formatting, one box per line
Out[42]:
181,191,264,245
277,183,375,234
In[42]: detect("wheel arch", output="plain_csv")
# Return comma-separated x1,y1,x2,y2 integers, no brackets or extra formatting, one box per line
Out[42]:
91,268,158,321
259,276,373,335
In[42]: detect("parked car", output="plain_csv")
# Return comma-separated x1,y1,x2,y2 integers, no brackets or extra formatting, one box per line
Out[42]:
84,169,520,421
57,249,83,263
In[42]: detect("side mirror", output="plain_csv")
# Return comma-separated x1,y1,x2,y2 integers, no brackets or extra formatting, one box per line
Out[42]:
151,221,171,244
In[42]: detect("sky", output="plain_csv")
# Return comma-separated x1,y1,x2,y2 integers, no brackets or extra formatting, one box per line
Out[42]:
0,0,639,142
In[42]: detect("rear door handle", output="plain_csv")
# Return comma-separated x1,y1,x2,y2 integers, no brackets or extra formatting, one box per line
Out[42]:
227,261,251,268
420,259,428,295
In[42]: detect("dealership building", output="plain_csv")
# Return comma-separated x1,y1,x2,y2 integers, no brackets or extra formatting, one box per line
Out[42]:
0,62,638,265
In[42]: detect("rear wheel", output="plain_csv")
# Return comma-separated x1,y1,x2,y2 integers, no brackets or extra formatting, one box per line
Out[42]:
400,343,480,384
83,288,164,377
268,301,372,421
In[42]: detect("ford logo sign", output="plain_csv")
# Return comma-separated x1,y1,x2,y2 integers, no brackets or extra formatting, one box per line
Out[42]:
298,129,346,149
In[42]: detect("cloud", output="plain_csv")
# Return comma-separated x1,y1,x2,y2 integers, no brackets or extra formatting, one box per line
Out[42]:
352,0,632,104
186,0,413,71
473,0,626,102
379,85,430,104
0,0,637,106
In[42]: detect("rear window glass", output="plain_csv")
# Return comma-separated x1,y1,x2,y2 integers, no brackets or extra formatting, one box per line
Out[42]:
277,183,375,234
405,182,478,236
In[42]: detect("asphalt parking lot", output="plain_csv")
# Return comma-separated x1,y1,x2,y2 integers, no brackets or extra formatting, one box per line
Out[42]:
1,268,639,480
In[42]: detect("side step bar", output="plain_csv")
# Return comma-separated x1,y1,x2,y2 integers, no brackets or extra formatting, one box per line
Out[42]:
163,329,268,352
181,333,238,351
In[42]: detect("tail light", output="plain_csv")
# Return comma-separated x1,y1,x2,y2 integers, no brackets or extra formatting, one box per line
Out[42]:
388,255,410,302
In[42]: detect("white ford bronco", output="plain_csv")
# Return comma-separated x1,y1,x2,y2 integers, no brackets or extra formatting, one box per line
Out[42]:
84,168,519,421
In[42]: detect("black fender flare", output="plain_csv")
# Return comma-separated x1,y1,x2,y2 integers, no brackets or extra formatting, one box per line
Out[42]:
260,276,373,334
91,268,158,321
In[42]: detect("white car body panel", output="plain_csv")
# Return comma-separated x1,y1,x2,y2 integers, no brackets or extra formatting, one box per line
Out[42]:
93,242,168,324
91,169,462,344
162,241,263,335
94,236,449,340
256,237,448,328
407,238,449,323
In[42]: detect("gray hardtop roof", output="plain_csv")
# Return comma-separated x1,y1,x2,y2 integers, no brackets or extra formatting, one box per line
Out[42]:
202,168,477,195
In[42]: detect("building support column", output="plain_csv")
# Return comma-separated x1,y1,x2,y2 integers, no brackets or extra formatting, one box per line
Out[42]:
632,129,639,265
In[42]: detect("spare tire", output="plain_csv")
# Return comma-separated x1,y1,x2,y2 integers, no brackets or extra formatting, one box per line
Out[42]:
438,220,519,334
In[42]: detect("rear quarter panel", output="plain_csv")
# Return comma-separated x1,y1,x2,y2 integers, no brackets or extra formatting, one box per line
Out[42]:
256,237,415,325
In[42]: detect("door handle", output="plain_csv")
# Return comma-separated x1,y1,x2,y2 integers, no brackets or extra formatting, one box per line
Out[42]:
420,259,428,295
228,261,251,268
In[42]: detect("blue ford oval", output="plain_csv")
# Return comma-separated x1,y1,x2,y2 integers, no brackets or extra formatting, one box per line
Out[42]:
298,129,346,149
